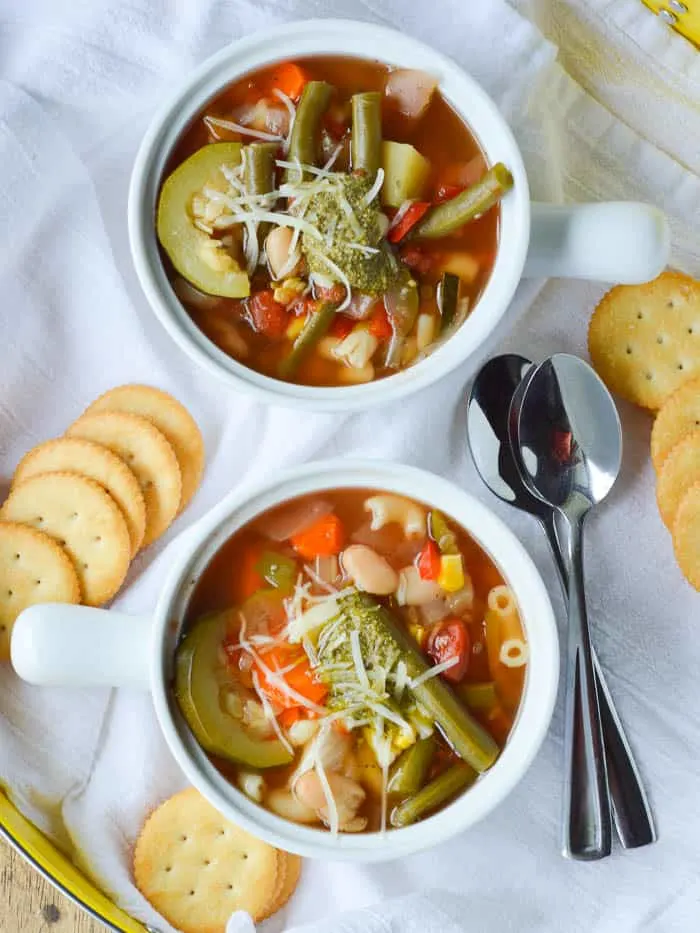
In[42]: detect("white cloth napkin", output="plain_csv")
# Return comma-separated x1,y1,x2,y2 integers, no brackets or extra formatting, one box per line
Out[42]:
1,1,700,931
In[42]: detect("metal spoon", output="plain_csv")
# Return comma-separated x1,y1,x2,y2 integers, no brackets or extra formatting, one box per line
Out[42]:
467,354,655,851
509,353,620,860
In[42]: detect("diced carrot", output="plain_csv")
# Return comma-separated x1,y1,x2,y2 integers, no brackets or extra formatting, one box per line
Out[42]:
329,314,355,339
237,542,266,601
416,538,441,581
269,62,308,102
256,643,328,709
278,706,305,729
368,306,394,341
290,513,345,559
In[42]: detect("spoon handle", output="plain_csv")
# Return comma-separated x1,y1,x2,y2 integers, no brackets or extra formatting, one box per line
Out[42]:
542,514,656,850
561,513,612,860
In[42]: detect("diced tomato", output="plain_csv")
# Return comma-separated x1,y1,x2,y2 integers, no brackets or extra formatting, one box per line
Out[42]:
255,643,328,709
290,513,345,559
289,294,315,317
315,282,346,304
247,290,289,338
434,183,463,204
368,306,394,341
268,62,308,102
328,314,355,339
387,202,431,243
416,539,441,581
236,542,266,601
399,244,433,276
426,618,471,683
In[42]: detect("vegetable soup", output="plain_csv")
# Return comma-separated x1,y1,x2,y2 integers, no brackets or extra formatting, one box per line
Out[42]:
176,489,528,834
158,57,511,387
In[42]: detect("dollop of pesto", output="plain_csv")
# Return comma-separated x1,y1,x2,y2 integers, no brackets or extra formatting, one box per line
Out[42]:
300,174,396,295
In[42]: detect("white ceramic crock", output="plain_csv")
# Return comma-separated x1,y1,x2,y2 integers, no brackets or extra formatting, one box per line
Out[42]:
128,19,669,412
11,460,558,862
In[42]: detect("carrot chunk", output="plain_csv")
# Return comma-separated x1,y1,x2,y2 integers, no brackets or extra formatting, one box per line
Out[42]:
290,513,345,559
270,62,309,101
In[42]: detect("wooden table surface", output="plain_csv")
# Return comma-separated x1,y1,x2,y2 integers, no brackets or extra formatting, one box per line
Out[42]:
1,835,106,933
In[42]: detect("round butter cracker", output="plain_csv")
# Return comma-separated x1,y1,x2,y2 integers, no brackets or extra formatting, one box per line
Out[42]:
588,271,700,410
0,472,130,606
67,411,182,547
0,522,80,661
13,437,146,556
673,482,700,591
656,430,700,529
133,787,280,932
85,385,204,511
651,376,700,472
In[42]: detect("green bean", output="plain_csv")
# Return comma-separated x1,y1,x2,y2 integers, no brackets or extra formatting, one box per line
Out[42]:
242,142,277,196
285,81,333,183
458,681,498,711
351,92,382,179
340,592,500,772
413,163,514,239
278,300,337,380
390,762,477,827
429,508,459,554
435,273,460,334
388,738,436,796
243,143,278,246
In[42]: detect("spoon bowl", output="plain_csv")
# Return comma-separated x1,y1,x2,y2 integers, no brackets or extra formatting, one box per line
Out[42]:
512,354,622,516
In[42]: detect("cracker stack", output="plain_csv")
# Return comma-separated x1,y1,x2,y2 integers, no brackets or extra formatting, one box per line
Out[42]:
133,788,302,931
588,271,700,590
0,385,204,658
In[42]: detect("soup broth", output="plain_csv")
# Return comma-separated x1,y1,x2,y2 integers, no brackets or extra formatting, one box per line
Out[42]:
175,489,528,834
158,57,510,387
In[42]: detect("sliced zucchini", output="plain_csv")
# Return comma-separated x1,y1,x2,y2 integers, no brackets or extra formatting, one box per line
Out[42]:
174,610,293,769
157,143,250,298
381,141,431,208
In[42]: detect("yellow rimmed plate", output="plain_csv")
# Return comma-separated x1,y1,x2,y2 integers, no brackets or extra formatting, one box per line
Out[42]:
0,789,147,933
642,0,700,45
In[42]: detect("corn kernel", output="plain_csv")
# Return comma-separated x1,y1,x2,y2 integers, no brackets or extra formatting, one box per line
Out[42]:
285,315,307,339
393,729,415,752
438,554,465,592
408,622,427,649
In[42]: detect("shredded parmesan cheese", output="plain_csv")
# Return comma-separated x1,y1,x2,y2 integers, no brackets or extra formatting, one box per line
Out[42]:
314,751,339,836
250,670,294,756
204,114,284,143
350,629,370,691
361,168,385,207
408,656,459,689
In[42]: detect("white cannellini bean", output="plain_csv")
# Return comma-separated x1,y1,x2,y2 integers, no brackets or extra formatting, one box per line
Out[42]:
337,362,375,384
266,788,319,824
287,718,319,747
332,330,378,369
317,335,343,360
265,226,300,279
237,771,265,802
294,771,366,829
341,545,398,595
365,494,427,538
396,565,444,606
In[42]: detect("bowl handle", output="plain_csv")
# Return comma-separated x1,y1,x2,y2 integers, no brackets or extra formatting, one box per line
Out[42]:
11,604,153,689
525,202,670,284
